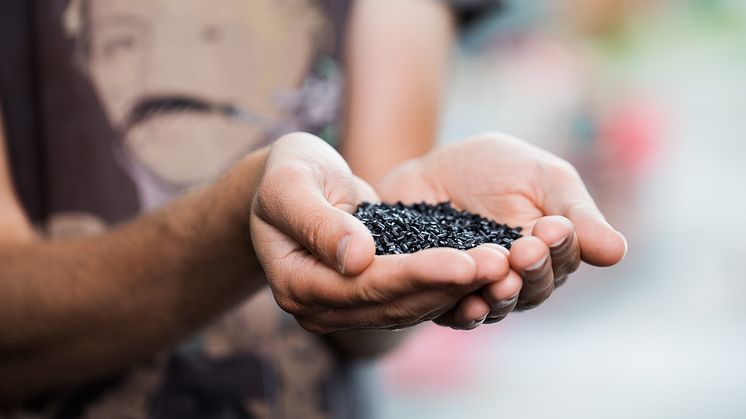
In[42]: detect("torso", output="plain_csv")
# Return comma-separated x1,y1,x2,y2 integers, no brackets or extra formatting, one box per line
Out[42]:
4,1,351,418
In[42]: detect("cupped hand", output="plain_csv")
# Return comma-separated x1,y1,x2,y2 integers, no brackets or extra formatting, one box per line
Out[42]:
250,133,509,333
376,132,627,325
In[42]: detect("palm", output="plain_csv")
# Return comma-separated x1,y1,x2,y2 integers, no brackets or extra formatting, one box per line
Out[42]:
375,132,629,322
377,135,556,233
375,133,626,323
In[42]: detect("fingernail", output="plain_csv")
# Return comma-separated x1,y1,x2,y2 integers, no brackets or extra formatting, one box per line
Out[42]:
526,254,549,272
492,293,519,311
336,235,351,274
549,236,569,250
470,318,487,329
464,314,488,330
515,301,541,311
483,314,507,324
619,232,628,261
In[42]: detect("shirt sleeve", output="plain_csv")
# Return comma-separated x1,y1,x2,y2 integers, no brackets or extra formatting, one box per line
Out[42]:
444,0,504,27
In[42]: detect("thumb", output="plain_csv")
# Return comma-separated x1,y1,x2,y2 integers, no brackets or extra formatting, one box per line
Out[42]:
255,134,376,275
543,166,627,267
292,194,375,276
564,202,627,266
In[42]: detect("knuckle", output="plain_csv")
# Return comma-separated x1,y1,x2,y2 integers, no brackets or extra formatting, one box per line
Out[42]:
516,289,552,311
284,283,306,312
281,279,323,316
357,284,387,305
555,259,581,276
300,210,327,251
273,291,303,315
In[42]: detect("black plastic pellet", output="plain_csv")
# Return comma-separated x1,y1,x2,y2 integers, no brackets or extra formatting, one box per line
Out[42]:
353,201,523,256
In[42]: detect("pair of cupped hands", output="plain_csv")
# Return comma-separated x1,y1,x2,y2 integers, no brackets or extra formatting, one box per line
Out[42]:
250,132,627,333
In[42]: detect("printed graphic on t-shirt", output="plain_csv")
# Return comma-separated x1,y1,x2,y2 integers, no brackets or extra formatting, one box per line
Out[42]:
64,0,342,209
10,2,347,419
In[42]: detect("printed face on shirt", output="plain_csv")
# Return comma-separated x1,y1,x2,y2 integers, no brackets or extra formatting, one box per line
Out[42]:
70,0,329,197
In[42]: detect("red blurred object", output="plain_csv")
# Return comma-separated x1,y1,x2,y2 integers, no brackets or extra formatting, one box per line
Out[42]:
598,96,666,178
379,324,496,394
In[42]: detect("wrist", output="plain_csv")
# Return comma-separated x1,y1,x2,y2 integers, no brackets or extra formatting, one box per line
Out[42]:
216,146,270,231
196,146,270,290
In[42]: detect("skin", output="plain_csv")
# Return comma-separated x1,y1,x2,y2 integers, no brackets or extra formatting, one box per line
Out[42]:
377,132,628,326
0,132,509,403
342,0,454,183
0,106,35,244
251,134,511,335
0,0,463,401
0,0,626,405
0,103,627,405
0,135,267,402
330,0,458,354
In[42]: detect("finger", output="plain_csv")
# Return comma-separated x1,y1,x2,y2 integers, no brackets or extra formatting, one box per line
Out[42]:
482,270,522,323
565,203,627,266
275,247,478,311
257,176,374,275
466,244,511,285
297,287,468,333
530,216,581,279
433,294,490,330
255,135,376,275
358,248,479,302
352,175,380,205
433,245,512,329
542,165,627,266
508,236,554,311
463,244,519,324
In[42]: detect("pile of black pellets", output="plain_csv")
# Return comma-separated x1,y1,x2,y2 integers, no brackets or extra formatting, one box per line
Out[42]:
353,201,523,255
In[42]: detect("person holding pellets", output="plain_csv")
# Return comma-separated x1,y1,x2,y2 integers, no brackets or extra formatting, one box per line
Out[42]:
0,0,626,417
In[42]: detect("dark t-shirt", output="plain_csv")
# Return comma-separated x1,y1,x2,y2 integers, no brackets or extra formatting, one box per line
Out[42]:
0,1,500,418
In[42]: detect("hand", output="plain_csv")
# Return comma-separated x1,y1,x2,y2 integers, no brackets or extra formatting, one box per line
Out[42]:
377,132,627,325
250,133,509,333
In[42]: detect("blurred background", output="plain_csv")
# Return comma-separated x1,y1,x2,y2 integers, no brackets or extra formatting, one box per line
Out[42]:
2,0,744,417
364,0,746,417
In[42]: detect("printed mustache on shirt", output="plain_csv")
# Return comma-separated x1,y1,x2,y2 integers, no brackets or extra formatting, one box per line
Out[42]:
120,95,273,133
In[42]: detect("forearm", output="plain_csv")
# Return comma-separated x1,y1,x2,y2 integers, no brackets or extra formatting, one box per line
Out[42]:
341,0,456,183
0,147,268,402
0,104,35,243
